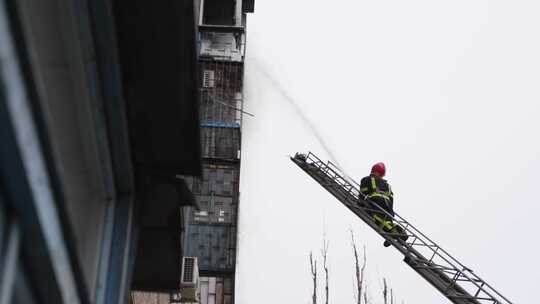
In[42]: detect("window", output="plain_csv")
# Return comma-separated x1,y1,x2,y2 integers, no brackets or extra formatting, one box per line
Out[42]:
202,0,236,25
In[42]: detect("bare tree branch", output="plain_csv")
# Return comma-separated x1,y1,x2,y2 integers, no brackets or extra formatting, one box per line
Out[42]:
383,278,388,304
307,230,406,304
351,231,361,304
361,246,367,302
310,252,318,304
352,277,358,303
351,231,367,304
364,285,369,304
321,236,329,304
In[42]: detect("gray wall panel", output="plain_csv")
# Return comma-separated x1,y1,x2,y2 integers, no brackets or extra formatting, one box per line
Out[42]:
184,224,236,271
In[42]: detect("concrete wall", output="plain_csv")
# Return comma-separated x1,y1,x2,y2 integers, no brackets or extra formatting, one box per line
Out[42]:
184,1,254,303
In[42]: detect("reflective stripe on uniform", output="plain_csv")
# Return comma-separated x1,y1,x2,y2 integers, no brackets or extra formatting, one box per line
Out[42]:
368,192,391,200
373,214,395,230
371,177,377,190
360,187,369,193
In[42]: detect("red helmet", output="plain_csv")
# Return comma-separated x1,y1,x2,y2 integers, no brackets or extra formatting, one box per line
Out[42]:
371,162,386,177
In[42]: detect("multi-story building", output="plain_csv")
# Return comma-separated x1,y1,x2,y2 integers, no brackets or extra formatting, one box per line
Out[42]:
130,1,255,304
182,1,255,304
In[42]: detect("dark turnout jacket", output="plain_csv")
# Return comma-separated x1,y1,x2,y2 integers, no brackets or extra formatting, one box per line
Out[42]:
360,174,394,214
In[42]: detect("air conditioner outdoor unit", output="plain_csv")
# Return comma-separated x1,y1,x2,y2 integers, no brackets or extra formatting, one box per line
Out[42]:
180,256,200,303
202,70,215,88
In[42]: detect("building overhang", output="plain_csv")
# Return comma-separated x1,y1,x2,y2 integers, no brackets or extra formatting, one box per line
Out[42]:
113,0,202,177
130,173,192,291
112,0,203,292
199,24,245,33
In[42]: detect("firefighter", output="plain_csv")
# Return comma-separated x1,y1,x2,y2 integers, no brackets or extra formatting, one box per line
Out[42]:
360,162,402,247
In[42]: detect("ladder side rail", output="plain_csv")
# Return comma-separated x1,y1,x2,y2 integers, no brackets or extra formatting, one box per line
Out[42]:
306,152,327,169
305,155,360,198
294,158,486,304
392,211,469,268
311,158,456,263
387,211,504,302
302,159,456,266
389,218,508,303
312,164,361,200
314,160,446,258
300,162,481,303
326,160,361,188
304,153,357,189
331,180,505,304
311,157,485,275
374,199,511,303
328,169,508,303
298,153,512,304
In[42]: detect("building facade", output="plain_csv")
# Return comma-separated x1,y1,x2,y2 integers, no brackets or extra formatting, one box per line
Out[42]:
182,1,255,304
128,1,255,304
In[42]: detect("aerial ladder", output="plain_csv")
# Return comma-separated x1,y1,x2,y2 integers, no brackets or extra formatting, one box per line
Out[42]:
291,152,513,304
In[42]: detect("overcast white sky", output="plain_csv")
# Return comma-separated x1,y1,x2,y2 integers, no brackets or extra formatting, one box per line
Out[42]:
236,1,540,303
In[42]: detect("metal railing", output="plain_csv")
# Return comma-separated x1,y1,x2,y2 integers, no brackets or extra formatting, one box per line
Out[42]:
291,152,513,304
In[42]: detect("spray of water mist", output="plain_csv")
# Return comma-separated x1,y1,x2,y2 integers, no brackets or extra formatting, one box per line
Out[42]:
251,59,345,170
